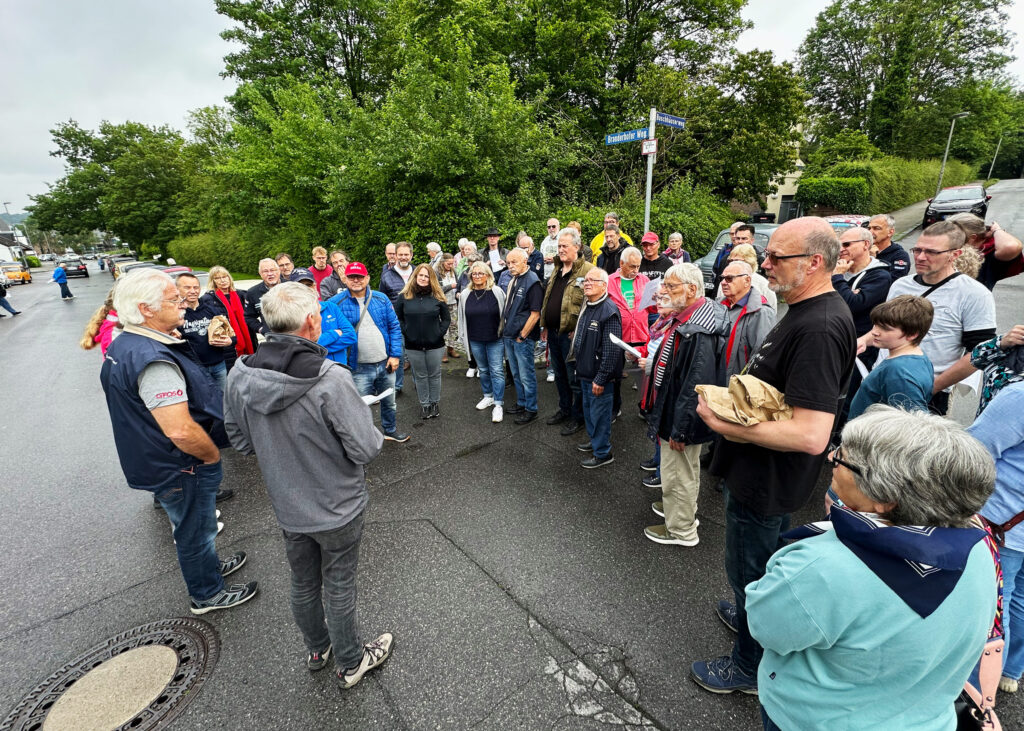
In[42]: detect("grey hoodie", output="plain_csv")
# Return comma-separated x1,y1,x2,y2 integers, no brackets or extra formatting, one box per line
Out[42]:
223,333,384,533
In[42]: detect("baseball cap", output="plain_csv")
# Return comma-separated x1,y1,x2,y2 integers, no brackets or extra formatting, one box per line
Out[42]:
345,262,369,277
640,232,660,245
290,267,315,282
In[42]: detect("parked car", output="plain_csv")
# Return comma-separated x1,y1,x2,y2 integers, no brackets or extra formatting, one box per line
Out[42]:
824,215,871,234
1,262,32,285
58,257,90,278
922,185,990,228
115,261,161,279
39,253,56,262
109,257,138,278
695,224,778,295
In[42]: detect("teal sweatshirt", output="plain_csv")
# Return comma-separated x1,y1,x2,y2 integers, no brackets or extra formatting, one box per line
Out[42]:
747,529,995,730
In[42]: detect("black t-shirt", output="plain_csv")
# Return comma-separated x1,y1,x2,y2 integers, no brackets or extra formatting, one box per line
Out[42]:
711,290,856,515
544,269,572,333
464,290,501,342
639,255,672,281
509,281,544,340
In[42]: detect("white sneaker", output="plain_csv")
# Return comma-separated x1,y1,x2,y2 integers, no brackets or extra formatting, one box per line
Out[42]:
476,396,495,410
466,368,477,378
216,509,221,519
492,404,503,423
217,521,224,535
338,632,393,689
546,373,555,383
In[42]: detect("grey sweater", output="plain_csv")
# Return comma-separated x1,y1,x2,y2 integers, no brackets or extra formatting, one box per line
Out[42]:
223,333,384,533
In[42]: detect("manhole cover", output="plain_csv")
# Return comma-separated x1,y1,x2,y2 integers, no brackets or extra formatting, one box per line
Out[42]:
2,617,219,731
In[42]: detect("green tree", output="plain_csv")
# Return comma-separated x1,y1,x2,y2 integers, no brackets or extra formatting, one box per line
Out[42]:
806,129,882,174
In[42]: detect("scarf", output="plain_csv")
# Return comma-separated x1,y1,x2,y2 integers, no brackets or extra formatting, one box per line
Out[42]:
786,507,988,619
643,298,707,412
215,289,255,356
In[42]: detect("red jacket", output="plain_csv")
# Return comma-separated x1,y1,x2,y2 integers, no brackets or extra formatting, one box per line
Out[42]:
607,271,651,346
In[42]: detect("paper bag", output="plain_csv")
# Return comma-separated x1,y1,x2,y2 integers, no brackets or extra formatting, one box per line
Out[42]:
695,374,793,443
208,314,235,344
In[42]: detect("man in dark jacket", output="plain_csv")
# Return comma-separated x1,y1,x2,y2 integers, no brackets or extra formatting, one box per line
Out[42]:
502,249,544,423
243,258,282,341
177,272,235,390
868,214,910,279
719,261,775,379
224,282,393,690
570,268,623,468
641,263,729,546
596,225,625,274
318,250,349,300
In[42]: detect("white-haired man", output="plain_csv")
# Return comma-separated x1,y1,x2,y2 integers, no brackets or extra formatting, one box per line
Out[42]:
244,257,282,341
224,282,393,689
101,268,257,615
719,260,775,379
868,214,910,279
540,218,560,279
427,241,443,269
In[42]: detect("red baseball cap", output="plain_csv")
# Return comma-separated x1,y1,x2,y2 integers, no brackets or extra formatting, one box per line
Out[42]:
640,232,660,244
345,262,369,277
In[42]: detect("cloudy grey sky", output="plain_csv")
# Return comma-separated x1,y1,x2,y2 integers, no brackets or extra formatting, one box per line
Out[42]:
2,0,1022,214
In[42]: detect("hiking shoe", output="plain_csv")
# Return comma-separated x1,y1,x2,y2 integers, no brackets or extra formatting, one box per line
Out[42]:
219,551,247,577
215,488,235,502
190,581,258,615
337,633,394,689
581,455,614,469
384,431,410,443
307,644,332,672
644,523,698,547
651,501,664,518
560,420,585,436
491,404,503,423
690,656,757,695
640,457,659,472
716,600,738,633
476,396,495,410
546,410,570,425
642,475,662,488
514,410,538,424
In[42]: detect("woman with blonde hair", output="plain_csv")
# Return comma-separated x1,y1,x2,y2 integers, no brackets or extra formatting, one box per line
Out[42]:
948,212,1023,290
435,253,461,362
80,286,120,356
715,243,777,310
458,261,507,422
207,266,254,356
394,264,451,419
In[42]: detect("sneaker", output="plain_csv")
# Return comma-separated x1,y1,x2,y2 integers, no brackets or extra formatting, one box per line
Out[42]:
505,404,524,415
581,455,614,469
513,410,538,425
217,521,224,535
1000,676,1019,693
307,644,332,672
429,403,439,419
651,501,664,517
219,551,247,577
560,420,585,436
576,442,593,452
216,509,221,519
546,372,556,383
476,396,495,410
644,523,698,547
384,431,410,443
216,488,235,503
690,656,757,695
189,581,259,615
421,405,431,419
338,633,394,689
642,475,662,488
546,410,569,425
640,457,659,472
466,368,477,378
716,600,739,634
491,404,503,423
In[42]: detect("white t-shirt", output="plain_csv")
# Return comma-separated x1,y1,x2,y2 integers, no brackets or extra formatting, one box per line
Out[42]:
488,248,502,272
394,265,412,283
887,273,995,377
540,235,559,279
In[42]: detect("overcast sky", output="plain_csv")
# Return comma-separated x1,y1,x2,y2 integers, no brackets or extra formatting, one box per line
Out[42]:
2,0,1022,214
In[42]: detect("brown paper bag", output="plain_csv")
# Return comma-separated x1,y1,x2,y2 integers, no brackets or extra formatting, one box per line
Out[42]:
208,314,235,344
695,374,793,443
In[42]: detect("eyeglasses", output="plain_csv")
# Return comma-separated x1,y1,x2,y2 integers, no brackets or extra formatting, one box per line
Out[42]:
547,224,558,229
720,274,750,283
663,280,686,291
910,247,957,257
583,278,604,285
470,272,486,276
828,447,863,476
763,251,812,265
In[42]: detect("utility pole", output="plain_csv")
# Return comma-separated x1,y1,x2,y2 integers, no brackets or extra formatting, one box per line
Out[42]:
987,135,1002,180
643,108,656,233
935,112,970,199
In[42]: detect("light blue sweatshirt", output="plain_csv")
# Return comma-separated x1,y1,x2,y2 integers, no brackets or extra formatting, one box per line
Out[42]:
747,530,995,730
969,380,1024,552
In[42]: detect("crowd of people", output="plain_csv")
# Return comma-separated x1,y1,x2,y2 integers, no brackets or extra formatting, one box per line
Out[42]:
83,209,1024,727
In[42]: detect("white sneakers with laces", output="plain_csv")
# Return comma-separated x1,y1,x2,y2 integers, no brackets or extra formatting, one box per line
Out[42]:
492,404,503,423
475,396,495,410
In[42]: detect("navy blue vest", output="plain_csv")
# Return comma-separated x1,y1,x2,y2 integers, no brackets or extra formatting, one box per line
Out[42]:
501,270,542,339
101,331,228,492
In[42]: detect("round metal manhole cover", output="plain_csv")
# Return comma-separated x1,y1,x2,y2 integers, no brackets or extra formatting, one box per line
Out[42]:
1,617,219,731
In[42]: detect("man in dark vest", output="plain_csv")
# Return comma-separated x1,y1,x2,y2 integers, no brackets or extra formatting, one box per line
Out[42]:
501,249,544,423
101,268,258,615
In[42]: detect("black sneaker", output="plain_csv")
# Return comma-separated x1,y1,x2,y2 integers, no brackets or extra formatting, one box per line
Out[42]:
307,644,332,672
716,600,739,633
514,410,538,424
216,488,235,503
505,404,524,415
576,442,593,452
384,431,410,443
640,457,659,472
337,633,393,689
581,455,614,469
189,581,258,615
642,475,662,488
219,552,247,577
429,403,439,419
546,410,570,425
421,405,431,419
560,420,585,436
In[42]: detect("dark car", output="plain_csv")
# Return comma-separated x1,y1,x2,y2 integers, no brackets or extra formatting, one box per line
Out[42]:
922,185,990,228
59,257,90,278
695,224,778,295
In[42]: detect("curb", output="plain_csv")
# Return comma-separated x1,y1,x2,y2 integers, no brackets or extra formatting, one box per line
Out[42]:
894,224,920,243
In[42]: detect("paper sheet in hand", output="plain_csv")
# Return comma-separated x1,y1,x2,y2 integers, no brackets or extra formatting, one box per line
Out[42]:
637,280,661,310
362,388,394,405
610,334,642,359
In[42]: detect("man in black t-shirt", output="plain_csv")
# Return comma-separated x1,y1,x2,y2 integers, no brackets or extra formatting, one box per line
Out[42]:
690,217,856,697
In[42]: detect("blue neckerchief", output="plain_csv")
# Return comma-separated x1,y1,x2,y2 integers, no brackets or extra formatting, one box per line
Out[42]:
785,507,986,618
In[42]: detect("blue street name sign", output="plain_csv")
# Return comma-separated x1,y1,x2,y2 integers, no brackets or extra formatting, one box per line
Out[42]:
604,128,649,146
655,112,686,130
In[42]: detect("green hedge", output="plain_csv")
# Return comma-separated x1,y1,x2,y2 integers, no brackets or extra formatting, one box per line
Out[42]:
168,228,280,279
25,256,41,267
795,177,871,213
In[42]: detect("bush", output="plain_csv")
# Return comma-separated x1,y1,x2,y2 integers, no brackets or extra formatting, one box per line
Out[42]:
795,177,871,213
167,227,277,278
25,256,41,267
860,157,976,212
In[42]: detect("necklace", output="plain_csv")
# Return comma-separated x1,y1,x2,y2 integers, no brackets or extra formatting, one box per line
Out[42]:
472,289,488,301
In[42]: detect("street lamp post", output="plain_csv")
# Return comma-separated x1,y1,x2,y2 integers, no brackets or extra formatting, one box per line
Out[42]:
987,135,1003,181
935,112,970,199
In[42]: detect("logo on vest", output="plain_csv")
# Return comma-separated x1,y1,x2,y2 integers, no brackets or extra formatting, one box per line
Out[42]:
155,389,185,399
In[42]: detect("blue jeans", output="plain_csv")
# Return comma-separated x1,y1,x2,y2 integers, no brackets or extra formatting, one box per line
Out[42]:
0,297,17,314
58,282,73,299
282,511,365,672
156,462,225,601
580,379,613,458
723,485,790,676
1002,545,1024,680
352,361,397,435
469,340,505,404
548,332,582,421
651,438,661,479
395,347,406,391
504,337,538,413
205,361,227,392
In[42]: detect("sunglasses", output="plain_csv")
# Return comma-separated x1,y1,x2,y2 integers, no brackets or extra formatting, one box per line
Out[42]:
720,274,750,283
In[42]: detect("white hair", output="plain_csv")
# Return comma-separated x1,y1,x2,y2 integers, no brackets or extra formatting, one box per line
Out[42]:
664,262,703,289
261,281,320,333
427,242,441,254
115,268,175,326
619,246,641,265
588,268,609,283
723,260,753,276
557,227,581,249
871,214,896,229
842,227,873,245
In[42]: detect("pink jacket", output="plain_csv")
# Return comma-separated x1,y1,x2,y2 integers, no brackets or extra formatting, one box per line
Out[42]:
607,272,651,345
96,310,119,356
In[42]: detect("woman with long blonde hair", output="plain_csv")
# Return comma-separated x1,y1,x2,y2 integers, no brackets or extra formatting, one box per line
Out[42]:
457,261,507,423
393,264,451,419
80,286,119,356
207,266,254,356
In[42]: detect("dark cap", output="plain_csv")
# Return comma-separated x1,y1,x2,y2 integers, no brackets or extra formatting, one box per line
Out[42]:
290,268,315,283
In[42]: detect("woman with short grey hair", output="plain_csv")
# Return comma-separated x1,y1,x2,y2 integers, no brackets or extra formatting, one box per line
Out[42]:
746,405,998,730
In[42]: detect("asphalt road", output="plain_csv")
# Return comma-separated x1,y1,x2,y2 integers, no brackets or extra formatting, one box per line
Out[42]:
2,184,1023,730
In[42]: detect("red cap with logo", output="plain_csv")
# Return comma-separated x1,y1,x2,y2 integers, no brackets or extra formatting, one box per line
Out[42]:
640,232,660,245
345,262,369,277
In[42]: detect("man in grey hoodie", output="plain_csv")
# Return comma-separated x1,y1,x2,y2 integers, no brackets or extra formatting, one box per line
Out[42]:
223,282,393,690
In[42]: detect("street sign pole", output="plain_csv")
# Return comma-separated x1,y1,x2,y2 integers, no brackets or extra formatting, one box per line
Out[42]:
643,107,656,233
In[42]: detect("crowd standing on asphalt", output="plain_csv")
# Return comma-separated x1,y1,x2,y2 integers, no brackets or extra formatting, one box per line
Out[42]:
84,209,1024,727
